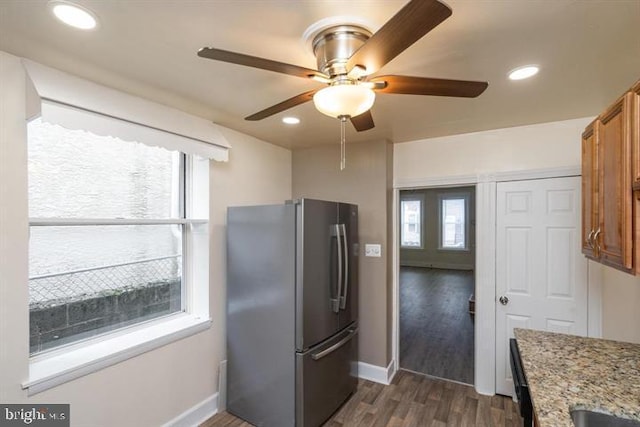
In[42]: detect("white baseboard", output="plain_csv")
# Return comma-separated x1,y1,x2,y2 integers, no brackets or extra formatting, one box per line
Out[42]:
400,261,473,270
164,361,396,426
358,360,396,385
218,360,228,412
162,393,218,427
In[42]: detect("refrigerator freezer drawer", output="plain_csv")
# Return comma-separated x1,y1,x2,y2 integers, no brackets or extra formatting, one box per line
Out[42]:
295,325,358,427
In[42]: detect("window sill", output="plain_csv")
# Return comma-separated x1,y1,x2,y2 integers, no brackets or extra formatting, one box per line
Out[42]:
23,314,211,395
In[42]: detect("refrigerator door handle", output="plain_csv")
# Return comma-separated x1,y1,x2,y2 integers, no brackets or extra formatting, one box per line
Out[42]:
339,224,348,310
332,224,342,313
311,327,358,361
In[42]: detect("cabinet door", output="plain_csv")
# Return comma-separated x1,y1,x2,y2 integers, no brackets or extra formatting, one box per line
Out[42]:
581,121,598,258
598,93,633,271
632,81,640,274
633,80,640,185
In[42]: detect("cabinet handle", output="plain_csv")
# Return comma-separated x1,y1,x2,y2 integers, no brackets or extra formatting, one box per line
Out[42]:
593,228,601,255
587,229,595,248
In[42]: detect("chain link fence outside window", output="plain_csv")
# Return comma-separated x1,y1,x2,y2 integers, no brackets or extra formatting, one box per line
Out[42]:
29,255,181,308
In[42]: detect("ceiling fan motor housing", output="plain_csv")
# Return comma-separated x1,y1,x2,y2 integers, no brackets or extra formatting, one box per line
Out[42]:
196,0,487,131
312,25,372,77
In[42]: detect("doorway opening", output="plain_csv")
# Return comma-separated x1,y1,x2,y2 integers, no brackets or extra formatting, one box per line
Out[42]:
398,186,476,385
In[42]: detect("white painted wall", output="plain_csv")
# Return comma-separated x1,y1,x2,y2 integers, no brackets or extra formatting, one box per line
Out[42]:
394,117,593,185
601,265,640,344
210,125,293,385
0,51,292,427
395,116,640,347
586,260,604,339
393,117,598,395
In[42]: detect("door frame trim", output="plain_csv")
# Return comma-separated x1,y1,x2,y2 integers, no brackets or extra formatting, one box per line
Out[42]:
391,166,585,396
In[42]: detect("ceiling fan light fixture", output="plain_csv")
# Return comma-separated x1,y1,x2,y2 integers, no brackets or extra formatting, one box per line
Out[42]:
508,65,540,80
313,84,375,119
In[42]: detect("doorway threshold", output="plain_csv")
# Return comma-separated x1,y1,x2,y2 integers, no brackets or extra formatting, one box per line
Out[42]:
398,367,474,387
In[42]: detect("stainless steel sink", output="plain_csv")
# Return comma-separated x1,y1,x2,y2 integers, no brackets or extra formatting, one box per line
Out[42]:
571,409,640,427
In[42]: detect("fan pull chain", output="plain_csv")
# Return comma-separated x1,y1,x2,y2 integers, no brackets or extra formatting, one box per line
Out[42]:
340,116,347,171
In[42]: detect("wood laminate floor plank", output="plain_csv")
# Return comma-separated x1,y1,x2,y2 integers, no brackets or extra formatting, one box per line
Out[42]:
201,370,521,427
399,267,475,385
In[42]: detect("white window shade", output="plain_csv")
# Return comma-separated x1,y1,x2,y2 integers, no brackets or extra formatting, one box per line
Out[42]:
22,59,230,161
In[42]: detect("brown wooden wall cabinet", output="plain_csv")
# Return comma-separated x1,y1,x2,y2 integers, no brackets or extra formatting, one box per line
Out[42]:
582,120,598,260
632,81,640,274
582,80,640,274
632,81,640,185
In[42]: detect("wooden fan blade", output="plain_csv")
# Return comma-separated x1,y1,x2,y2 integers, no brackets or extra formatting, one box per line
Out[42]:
346,0,452,75
370,75,488,98
198,47,328,80
245,89,319,121
350,111,375,132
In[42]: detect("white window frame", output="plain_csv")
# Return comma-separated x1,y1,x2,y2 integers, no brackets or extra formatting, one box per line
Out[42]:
437,193,470,251
25,150,211,395
400,195,424,249
22,64,216,395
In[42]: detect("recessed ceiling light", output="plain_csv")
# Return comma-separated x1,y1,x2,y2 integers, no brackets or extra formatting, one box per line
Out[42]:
508,65,540,81
282,117,300,125
49,1,98,30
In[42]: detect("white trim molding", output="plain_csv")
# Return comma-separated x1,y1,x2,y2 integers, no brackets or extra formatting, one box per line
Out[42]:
391,189,401,389
395,167,581,189
392,175,497,395
29,218,208,226
473,179,497,395
358,360,396,385
391,167,582,397
162,393,218,427
493,166,581,182
165,360,397,427
399,261,473,270
395,174,477,189
24,315,211,395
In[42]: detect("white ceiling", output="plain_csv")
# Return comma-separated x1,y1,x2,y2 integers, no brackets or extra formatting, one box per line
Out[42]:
1,0,639,149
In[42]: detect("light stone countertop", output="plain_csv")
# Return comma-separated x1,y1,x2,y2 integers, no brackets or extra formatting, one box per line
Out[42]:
514,328,640,427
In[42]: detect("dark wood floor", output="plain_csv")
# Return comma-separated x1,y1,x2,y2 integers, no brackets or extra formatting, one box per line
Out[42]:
400,267,475,384
201,370,522,427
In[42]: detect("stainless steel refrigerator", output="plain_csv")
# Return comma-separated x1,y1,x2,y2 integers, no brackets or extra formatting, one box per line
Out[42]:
226,198,359,427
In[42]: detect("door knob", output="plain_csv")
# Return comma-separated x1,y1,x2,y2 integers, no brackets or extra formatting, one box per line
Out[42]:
499,295,509,305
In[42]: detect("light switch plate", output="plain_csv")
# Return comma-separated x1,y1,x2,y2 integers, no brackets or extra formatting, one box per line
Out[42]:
365,244,382,257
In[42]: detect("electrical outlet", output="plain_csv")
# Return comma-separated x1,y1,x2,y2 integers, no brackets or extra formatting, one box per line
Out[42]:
365,244,382,257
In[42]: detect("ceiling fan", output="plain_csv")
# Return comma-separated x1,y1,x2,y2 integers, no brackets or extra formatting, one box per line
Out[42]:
197,0,488,132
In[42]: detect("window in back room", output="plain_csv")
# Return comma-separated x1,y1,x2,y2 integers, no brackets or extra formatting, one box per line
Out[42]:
400,198,423,248
440,196,468,250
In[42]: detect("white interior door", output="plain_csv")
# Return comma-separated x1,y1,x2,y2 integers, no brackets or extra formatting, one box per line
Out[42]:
495,176,587,396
